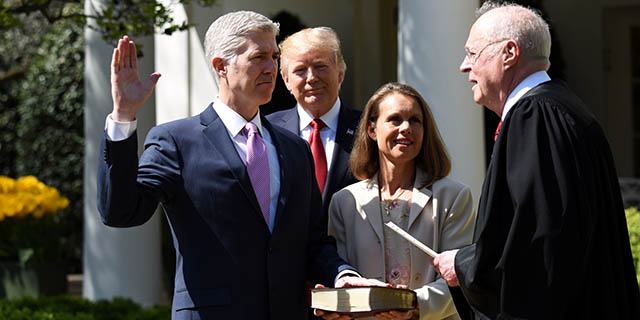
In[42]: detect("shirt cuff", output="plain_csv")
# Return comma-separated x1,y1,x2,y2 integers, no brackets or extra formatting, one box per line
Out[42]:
105,113,137,141
334,270,361,286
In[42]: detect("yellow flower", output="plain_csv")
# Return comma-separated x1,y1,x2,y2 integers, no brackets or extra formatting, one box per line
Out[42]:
0,176,68,219
0,176,16,193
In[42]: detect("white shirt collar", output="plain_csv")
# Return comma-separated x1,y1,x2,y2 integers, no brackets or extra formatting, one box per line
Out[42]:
297,98,341,132
212,98,264,137
502,71,551,121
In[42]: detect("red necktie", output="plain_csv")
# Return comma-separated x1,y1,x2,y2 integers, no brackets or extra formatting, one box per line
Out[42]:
494,120,503,142
309,119,327,194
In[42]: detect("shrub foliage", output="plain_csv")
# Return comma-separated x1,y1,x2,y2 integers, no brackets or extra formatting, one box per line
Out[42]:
0,295,170,319
626,207,640,286
1,15,85,272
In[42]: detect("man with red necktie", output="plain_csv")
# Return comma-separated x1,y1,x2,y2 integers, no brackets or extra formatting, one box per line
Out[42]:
266,27,362,217
433,2,640,319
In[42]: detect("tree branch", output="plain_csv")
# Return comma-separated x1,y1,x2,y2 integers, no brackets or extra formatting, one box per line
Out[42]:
0,60,32,82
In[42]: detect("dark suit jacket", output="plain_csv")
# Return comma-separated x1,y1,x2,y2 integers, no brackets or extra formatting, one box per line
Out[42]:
97,103,355,320
266,103,362,215
454,80,640,319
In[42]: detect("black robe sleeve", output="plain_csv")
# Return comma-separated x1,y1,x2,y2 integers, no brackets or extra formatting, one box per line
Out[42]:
453,81,640,319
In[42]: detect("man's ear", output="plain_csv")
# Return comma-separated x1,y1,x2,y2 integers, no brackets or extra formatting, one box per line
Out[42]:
212,57,226,78
337,68,345,87
503,40,519,69
281,69,292,91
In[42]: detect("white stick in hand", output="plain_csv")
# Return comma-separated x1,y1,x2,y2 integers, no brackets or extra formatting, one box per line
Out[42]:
384,221,438,258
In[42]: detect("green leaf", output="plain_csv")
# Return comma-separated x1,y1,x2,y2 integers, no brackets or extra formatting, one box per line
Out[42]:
18,248,34,267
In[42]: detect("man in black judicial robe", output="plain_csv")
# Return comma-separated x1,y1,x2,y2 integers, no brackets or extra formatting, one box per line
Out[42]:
433,2,640,319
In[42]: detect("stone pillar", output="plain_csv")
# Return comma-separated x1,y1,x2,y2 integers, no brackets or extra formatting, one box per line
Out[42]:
83,1,163,306
398,0,485,201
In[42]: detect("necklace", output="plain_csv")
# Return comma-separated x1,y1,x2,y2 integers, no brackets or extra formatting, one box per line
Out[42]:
380,187,410,216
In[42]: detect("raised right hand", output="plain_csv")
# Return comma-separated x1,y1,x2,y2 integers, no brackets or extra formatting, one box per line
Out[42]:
110,35,161,122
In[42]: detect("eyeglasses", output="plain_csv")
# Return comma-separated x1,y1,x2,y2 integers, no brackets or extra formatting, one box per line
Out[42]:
464,39,507,64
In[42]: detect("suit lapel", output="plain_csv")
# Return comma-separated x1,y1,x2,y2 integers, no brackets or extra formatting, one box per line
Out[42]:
325,106,359,204
357,176,384,243
275,108,300,135
408,169,432,230
261,117,291,231
200,104,264,219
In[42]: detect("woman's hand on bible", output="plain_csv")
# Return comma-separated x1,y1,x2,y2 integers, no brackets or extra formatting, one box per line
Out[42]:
374,308,418,320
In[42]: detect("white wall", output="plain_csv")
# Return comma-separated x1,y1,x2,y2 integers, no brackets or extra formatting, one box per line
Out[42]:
398,0,485,204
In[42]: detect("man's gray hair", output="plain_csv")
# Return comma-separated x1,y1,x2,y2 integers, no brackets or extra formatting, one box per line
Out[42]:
476,1,551,60
204,11,280,76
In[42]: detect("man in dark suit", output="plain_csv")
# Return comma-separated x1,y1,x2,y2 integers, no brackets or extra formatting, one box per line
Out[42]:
97,11,366,319
266,27,361,216
433,2,640,319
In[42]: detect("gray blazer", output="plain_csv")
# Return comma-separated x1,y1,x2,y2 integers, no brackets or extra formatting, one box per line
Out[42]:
328,168,476,320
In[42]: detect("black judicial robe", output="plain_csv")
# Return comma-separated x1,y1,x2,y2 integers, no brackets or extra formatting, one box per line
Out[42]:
453,80,640,319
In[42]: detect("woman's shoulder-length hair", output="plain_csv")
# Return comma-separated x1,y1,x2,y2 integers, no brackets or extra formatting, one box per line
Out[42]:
349,82,451,187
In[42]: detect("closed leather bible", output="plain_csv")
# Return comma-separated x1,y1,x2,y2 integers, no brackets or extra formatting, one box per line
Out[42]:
311,286,417,317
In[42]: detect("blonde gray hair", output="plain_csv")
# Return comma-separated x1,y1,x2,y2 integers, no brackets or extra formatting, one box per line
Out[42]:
476,2,551,61
279,27,346,75
204,11,280,77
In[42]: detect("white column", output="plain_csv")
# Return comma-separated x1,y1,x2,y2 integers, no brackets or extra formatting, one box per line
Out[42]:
83,1,163,306
155,1,218,123
398,0,485,203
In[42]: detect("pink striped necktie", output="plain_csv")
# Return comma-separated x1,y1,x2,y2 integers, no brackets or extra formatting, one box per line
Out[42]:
243,122,270,225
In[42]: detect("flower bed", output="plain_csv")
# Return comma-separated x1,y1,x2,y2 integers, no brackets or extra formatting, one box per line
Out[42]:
0,176,69,298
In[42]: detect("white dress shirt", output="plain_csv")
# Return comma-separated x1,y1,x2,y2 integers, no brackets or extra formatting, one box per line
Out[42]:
502,71,551,121
105,99,281,232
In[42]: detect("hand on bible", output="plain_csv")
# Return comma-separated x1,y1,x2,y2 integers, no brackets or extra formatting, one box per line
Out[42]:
433,249,459,287
373,309,418,320
110,35,161,122
335,276,392,288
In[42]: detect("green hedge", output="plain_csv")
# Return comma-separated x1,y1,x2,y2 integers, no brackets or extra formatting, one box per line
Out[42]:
626,207,640,286
0,295,170,320
0,6,84,273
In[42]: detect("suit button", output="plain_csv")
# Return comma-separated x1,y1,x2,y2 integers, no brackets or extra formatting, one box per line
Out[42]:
414,273,421,281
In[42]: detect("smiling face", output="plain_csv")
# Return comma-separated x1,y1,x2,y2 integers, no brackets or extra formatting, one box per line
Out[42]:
368,93,424,168
216,30,279,118
282,47,344,118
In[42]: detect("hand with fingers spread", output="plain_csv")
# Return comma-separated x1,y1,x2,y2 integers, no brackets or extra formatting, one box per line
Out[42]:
110,35,161,122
